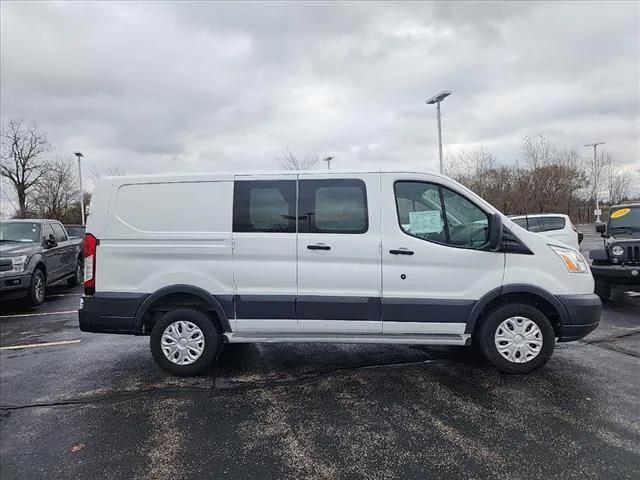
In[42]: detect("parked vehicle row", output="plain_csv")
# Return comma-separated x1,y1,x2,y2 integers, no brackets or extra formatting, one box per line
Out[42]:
79,170,601,376
0,220,84,305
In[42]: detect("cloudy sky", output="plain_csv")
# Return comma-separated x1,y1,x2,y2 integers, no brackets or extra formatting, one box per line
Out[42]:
1,1,639,181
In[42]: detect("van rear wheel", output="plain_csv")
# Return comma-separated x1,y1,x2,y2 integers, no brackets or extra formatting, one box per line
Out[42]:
150,309,221,376
478,303,555,374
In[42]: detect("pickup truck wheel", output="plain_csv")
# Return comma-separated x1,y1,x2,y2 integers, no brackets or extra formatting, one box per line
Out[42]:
150,309,221,376
478,303,555,374
594,279,611,303
27,269,46,306
67,258,83,287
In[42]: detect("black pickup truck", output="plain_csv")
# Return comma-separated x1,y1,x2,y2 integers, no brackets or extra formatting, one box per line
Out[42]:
589,203,640,302
0,219,84,306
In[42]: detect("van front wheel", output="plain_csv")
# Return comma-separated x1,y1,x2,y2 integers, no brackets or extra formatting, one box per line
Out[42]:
150,309,221,376
478,303,555,374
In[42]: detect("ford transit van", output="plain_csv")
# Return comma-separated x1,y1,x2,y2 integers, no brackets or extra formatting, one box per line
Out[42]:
79,171,601,376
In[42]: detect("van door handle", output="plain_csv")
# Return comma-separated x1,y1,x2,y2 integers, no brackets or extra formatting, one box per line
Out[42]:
307,244,331,251
389,249,414,255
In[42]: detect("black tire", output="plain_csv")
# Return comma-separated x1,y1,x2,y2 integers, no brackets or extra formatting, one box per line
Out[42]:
594,279,611,303
477,303,555,374
150,308,221,376
67,257,83,287
27,269,46,306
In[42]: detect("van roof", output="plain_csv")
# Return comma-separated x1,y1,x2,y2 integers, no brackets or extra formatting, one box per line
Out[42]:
101,170,451,181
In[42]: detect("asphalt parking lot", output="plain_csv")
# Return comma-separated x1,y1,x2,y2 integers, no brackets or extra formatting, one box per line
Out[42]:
1,228,639,479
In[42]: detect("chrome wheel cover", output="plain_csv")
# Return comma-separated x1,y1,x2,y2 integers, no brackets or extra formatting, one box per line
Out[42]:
161,321,205,365
34,275,44,302
494,316,542,363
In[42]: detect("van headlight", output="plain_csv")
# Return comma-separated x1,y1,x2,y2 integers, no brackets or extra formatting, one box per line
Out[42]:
549,246,588,274
611,245,624,256
9,255,28,272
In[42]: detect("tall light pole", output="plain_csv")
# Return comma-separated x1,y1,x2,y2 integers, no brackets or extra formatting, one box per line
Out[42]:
323,156,334,170
585,142,605,223
74,152,85,225
426,90,452,174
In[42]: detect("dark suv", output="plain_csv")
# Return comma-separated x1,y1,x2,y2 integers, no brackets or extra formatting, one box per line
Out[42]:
589,203,640,302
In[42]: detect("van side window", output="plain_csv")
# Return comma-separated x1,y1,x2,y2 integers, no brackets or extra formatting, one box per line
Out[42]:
441,188,489,247
394,181,490,249
51,223,67,242
394,182,446,243
298,179,368,234
233,181,296,233
541,216,565,231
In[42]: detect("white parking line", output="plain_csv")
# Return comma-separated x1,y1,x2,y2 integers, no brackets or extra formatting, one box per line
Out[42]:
0,339,81,350
0,310,77,319
46,293,82,298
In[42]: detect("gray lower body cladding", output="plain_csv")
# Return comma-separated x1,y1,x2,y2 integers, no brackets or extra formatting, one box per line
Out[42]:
78,291,601,342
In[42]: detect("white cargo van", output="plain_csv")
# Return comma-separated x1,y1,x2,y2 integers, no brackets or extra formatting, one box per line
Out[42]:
79,171,601,376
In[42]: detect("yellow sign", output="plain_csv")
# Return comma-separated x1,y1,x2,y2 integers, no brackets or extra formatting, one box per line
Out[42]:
610,208,631,219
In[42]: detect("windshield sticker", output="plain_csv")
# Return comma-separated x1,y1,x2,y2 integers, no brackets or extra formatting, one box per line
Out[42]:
610,208,631,219
409,210,443,234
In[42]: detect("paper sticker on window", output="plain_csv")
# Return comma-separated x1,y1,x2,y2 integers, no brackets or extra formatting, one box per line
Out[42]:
409,210,443,234
610,208,630,219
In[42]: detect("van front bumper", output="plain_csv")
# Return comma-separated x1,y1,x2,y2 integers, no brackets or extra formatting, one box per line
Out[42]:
79,293,148,334
556,293,602,342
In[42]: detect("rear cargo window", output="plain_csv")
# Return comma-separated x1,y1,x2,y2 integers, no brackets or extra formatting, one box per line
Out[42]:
233,180,296,233
115,181,232,232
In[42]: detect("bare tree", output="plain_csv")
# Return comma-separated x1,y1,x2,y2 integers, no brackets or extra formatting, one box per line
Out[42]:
277,147,319,170
0,119,51,217
584,149,609,213
605,155,632,205
30,155,80,221
522,135,557,169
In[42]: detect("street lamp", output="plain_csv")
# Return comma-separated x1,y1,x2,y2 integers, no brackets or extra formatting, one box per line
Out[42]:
585,142,605,223
74,152,85,225
426,90,452,174
323,156,334,170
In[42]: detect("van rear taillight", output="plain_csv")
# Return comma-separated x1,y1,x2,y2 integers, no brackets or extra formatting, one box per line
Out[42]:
84,233,98,295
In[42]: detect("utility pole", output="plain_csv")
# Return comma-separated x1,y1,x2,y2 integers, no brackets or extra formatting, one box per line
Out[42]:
585,142,605,223
323,156,334,170
74,152,85,225
426,91,452,174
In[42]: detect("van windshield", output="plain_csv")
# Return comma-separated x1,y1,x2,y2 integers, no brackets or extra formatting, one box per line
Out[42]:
0,222,41,243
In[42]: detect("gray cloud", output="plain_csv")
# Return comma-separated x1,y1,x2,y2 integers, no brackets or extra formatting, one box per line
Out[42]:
1,1,638,185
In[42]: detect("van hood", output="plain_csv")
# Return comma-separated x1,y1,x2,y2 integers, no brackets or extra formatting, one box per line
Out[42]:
542,237,577,251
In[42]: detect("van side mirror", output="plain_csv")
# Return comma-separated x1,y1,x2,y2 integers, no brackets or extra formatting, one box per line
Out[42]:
488,213,503,251
595,222,606,234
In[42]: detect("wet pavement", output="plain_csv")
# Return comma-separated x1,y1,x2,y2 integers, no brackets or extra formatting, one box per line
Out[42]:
1,229,639,479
